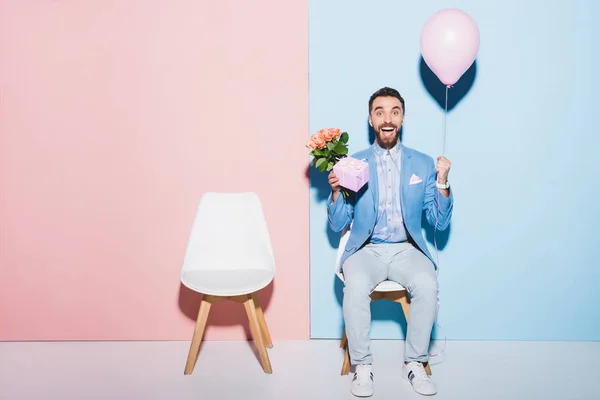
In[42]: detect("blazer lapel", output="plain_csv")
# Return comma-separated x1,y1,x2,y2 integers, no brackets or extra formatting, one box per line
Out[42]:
400,145,412,210
364,150,378,212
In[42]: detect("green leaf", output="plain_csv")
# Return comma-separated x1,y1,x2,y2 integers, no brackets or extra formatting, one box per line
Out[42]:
327,142,336,151
340,132,349,144
316,157,327,172
334,143,348,155
327,161,334,171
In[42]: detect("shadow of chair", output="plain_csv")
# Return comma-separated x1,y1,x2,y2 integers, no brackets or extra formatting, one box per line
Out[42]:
335,226,432,376
180,192,275,375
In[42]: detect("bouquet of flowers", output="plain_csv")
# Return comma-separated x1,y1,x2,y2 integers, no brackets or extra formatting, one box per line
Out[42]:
306,128,349,172
306,128,369,196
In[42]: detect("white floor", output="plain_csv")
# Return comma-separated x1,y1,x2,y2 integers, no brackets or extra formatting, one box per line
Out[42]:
1,339,598,399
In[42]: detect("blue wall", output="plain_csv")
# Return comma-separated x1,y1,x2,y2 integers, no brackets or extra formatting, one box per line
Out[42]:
309,0,600,340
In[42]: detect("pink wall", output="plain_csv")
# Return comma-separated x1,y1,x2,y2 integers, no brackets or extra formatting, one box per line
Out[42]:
0,1,309,341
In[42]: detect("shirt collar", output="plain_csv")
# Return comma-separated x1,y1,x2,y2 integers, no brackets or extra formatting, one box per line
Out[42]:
373,140,401,158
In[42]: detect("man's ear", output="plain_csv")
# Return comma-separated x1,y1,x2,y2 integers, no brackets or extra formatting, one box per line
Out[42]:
368,117,373,127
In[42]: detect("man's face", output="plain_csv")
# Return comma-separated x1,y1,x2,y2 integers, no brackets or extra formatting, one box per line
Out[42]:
369,96,404,149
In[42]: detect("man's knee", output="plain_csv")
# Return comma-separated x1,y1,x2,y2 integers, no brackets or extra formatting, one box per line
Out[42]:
343,272,375,297
410,272,438,300
342,256,377,296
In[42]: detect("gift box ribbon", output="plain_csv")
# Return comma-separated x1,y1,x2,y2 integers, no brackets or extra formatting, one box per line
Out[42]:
337,158,366,170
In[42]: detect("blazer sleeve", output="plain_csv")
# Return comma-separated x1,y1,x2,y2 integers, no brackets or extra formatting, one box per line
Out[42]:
423,157,453,230
326,190,354,232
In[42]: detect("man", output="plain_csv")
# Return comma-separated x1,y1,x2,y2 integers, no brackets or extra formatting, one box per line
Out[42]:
327,87,453,397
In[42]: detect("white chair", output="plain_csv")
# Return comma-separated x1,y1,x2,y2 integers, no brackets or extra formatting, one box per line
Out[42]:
336,226,431,376
180,192,275,375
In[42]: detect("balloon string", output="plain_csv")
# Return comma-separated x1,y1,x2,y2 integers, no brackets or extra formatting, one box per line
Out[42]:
429,84,450,362
443,85,449,157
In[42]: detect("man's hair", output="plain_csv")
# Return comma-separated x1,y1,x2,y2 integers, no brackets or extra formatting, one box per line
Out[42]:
368,87,405,114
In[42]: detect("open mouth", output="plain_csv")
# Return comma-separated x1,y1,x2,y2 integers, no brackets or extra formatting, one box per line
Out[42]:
380,126,395,135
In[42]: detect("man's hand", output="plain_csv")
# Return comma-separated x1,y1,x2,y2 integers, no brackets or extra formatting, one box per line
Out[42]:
328,171,342,202
436,156,451,198
436,156,451,183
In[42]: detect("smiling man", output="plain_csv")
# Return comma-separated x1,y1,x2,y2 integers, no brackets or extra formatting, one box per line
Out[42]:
327,87,453,397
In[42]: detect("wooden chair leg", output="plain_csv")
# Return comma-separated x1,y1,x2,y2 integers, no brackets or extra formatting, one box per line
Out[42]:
184,295,213,375
251,293,273,349
342,346,351,375
243,296,273,374
340,330,347,348
424,362,432,375
394,293,411,321
340,329,351,375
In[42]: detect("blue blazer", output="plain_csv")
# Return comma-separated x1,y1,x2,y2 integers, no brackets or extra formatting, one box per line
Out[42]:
327,144,453,271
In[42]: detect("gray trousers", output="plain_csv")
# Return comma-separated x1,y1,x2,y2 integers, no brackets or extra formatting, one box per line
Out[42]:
342,242,438,365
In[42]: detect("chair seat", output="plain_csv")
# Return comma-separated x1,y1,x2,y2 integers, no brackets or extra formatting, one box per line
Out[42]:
373,280,406,292
181,269,274,296
336,269,407,293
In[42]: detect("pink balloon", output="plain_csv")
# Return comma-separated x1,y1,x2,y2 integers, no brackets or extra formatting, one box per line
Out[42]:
420,8,480,86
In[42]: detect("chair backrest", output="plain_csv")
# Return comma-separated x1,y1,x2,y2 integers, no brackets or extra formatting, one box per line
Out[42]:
334,225,351,282
180,192,275,274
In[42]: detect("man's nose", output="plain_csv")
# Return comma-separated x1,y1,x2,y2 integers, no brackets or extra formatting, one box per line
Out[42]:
383,113,392,123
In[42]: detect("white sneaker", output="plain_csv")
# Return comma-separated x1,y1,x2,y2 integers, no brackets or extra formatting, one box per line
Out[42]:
402,362,437,396
350,364,374,397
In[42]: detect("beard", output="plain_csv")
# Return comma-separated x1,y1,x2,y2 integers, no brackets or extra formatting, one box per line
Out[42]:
374,123,400,149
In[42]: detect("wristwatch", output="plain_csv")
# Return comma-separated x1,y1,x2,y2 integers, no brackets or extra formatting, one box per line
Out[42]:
436,181,450,190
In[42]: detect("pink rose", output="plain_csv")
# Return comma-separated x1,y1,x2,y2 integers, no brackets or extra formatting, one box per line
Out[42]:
305,139,317,149
312,135,326,149
321,128,342,141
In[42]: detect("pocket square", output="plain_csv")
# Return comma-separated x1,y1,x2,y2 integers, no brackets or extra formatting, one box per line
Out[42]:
409,174,423,185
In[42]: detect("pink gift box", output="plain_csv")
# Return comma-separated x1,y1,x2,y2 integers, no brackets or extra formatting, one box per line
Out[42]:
333,156,370,192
